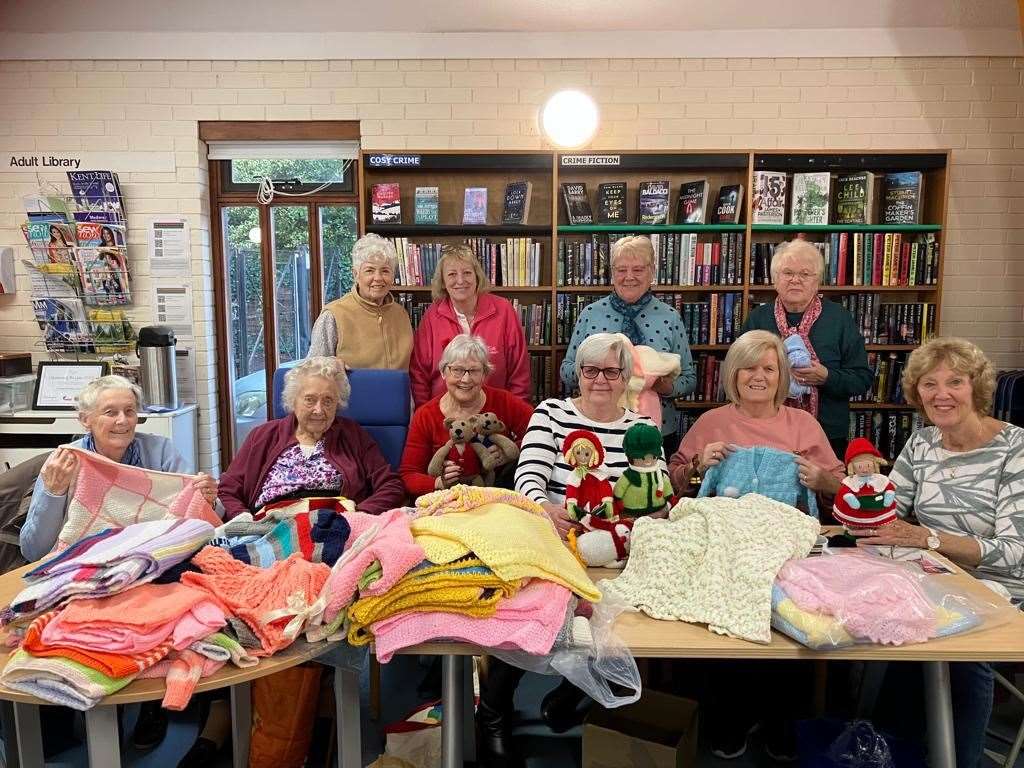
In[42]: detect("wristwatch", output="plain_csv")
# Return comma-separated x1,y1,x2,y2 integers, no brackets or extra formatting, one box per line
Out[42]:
924,526,941,551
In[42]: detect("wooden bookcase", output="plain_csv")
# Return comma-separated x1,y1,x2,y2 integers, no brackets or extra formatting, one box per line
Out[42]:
358,148,950,451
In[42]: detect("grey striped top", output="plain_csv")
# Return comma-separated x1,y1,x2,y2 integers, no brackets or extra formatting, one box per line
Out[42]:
890,423,1024,599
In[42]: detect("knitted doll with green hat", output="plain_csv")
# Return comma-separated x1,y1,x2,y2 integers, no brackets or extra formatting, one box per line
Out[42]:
613,422,674,518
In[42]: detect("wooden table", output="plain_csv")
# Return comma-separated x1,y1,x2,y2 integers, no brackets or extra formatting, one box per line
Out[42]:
397,564,1024,768
0,565,362,768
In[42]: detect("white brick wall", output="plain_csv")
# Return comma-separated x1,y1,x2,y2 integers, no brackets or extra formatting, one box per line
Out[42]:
2,55,1022,470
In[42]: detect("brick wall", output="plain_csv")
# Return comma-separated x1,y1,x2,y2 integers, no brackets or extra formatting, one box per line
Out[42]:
1,55,1022,471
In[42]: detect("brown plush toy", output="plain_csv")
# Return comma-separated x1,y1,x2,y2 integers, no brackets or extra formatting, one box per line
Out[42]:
471,411,521,485
427,416,485,486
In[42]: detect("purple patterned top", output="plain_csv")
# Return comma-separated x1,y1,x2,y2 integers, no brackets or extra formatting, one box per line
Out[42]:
253,441,343,510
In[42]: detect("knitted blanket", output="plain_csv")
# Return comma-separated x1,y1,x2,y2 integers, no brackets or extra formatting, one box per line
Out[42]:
604,494,820,643
414,485,545,517
699,446,818,519
1,649,131,710
56,447,220,552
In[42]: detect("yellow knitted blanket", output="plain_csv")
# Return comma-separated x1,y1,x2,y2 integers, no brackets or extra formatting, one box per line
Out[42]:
414,485,545,518
346,557,518,645
410,502,601,602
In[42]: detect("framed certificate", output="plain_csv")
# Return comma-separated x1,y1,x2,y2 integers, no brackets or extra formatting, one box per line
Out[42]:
32,361,108,410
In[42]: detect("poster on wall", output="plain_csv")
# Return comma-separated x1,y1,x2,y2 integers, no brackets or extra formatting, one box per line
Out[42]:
149,218,190,278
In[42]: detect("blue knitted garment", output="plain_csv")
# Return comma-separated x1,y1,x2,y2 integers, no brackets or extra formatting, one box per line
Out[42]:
698,446,818,518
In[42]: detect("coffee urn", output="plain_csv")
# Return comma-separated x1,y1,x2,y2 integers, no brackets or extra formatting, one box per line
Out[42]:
137,325,178,411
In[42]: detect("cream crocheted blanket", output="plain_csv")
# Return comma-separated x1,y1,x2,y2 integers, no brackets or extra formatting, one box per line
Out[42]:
603,494,820,643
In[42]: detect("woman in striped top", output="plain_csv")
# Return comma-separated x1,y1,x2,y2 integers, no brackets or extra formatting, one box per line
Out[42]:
516,332,666,537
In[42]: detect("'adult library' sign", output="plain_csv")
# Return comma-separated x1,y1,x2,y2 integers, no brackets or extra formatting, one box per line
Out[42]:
9,155,82,169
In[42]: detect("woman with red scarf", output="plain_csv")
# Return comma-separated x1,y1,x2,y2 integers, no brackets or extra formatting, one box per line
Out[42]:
742,239,872,458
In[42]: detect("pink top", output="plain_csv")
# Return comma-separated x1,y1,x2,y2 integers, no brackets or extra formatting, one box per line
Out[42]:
668,404,844,490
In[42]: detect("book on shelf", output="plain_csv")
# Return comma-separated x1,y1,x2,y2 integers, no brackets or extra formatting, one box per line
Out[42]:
849,409,923,462
501,181,532,225
852,351,909,405
751,171,786,225
790,172,831,225
66,170,124,214
462,187,488,225
561,182,594,225
710,184,744,224
881,172,924,225
413,186,439,225
837,295,936,345
673,353,724,403
509,297,552,345
656,292,743,346
371,183,402,224
815,231,939,287
637,180,670,225
676,180,709,224
555,293,602,344
596,182,627,224
834,172,878,225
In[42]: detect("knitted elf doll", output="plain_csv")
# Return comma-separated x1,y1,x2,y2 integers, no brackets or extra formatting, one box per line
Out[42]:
832,437,897,531
562,429,614,522
613,423,674,518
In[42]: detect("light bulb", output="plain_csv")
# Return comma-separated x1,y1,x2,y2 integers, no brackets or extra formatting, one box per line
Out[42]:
540,90,599,149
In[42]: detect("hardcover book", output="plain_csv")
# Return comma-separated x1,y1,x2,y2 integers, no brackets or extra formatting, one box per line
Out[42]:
638,180,670,225
790,173,831,226
463,187,488,225
66,170,123,214
835,172,878,225
561,183,594,225
371,183,402,224
596,182,627,224
501,181,532,225
677,180,709,224
710,184,744,224
881,172,924,225
751,172,787,225
413,186,439,225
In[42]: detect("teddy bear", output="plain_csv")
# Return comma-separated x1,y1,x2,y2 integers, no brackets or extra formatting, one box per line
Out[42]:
427,416,485,486
470,411,521,486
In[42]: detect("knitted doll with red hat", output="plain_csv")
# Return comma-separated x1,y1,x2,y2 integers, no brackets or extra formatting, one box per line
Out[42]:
563,429,614,522
832,437,897,530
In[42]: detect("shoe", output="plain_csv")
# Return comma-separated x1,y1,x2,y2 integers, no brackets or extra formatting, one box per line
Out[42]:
539,678,590,734
763,720,798,763
131,702,168,750
475,700,523,768
176,738,221,768
709,721,758,760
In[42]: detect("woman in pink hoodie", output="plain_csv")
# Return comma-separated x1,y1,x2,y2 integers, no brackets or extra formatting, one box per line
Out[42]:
409,244,531,407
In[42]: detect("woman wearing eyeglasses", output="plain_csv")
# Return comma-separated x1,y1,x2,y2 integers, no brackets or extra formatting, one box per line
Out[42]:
400,334,534,499
742,239,872,459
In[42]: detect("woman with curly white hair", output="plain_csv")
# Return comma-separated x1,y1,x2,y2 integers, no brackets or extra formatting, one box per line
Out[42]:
307,232,414,369
219,356,404,519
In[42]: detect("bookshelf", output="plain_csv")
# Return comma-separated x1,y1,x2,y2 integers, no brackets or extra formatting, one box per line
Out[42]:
358,149,950,434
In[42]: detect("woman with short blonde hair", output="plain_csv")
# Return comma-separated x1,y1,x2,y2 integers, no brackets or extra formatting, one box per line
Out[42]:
720,330,792,410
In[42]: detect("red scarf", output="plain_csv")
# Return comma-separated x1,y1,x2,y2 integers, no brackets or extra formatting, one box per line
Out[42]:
773,296,822,417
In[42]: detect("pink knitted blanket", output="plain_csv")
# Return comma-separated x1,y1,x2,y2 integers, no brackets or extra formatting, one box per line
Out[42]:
776,551,939,645
56,447,219,551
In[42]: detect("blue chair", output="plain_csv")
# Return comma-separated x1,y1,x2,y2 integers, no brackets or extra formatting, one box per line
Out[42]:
272,363,411,470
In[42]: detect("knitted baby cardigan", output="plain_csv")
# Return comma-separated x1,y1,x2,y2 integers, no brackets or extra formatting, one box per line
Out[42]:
603,494,820,642
699,446,818,519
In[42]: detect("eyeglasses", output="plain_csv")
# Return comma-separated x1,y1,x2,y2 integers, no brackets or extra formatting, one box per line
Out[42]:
580,366,624,381
446,366,485,380
779,269,817,283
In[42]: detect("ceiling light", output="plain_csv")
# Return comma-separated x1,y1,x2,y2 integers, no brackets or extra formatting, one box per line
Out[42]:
540,90,599,149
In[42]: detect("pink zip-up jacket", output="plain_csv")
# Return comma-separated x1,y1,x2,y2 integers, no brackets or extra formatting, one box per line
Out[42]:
409,293,532,408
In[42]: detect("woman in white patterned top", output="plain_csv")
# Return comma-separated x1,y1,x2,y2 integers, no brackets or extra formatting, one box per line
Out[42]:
856,336,1023,768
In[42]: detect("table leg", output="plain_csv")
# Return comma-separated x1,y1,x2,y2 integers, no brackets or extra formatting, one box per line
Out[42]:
1,700,21,768
441,655,464,768
230,681,252,768
461,656,475,763
334,665,362,768
84,705,121,768
11,703,42,768
922,660,956,768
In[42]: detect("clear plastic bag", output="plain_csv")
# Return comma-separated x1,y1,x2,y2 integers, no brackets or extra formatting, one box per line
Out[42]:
489,587,641,709
827,720,895,768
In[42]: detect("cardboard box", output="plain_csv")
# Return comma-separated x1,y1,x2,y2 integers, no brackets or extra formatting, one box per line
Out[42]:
582,690,698,768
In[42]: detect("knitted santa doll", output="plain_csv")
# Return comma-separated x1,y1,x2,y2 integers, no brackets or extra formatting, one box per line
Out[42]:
613,422,674,518
563,429,614,521
832,437,897,530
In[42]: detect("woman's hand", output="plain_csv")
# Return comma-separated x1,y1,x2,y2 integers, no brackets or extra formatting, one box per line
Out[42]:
434,460,462,490
541,502,580,540
651,374,676,396
698,442,734,472
795,455,839,495
191,473,218,505
40,448,79,496
853,518,930,549
792,362,829,387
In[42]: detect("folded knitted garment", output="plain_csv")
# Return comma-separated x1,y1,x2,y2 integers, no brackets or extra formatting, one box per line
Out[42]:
775,551,940,645
348,557,519,646
10,519,215,619
227,507,350,567
256,495,356,522
56,446,220,552
604,494,820,643
372,579,572,662
135,648,224,710
1,649,132,710
181,547,330,656
190,632,258,668
699,446,818,519
414,485,545,518
411,502,601,602
42,582,225,653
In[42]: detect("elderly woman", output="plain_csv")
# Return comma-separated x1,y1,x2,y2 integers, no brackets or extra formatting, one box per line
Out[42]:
400,334,533,498
219,356,403,519
307,233,413,369
409,244,531,407
856,337,1023,768
743,239,872,458
559,235,695,455
21,375,216,561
